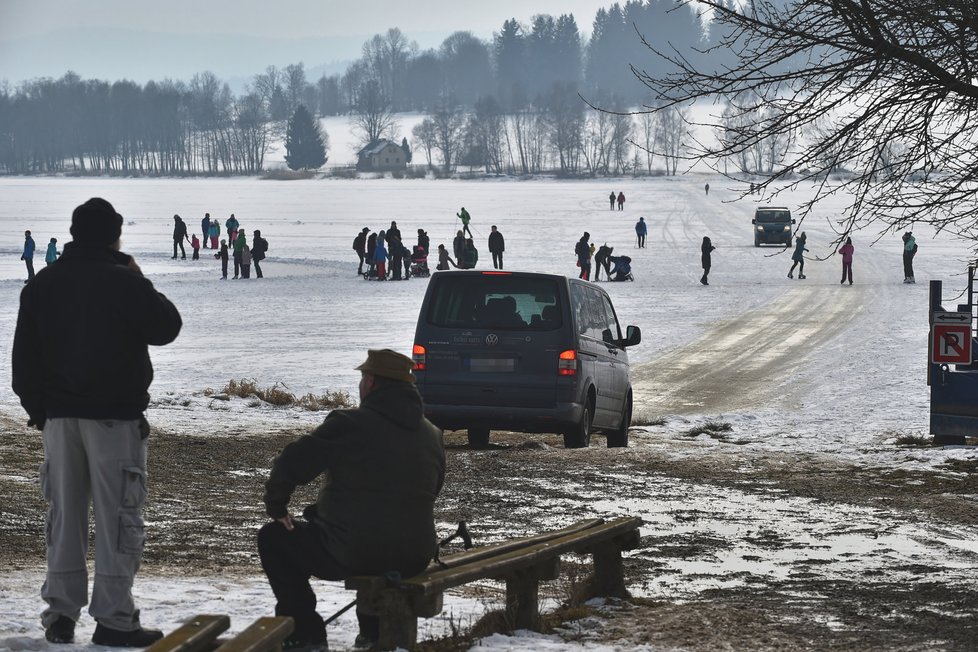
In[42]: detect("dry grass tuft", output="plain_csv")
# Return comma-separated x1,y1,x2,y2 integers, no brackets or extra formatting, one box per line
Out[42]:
219,379,353,410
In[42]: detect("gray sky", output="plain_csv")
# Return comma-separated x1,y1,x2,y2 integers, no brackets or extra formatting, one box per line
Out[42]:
0,0,615,85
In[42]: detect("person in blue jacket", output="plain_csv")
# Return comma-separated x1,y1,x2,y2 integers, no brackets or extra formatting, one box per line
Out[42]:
374,230,389,280
45,238,60,266
201,213,212,248
22,230,36,282
635,217,647,248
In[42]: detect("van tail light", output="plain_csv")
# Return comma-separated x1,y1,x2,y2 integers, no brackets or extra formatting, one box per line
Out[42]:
412,344,427,371
558,349,577,376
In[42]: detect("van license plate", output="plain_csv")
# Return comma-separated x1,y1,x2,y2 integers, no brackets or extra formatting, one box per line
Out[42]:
467,358,516,372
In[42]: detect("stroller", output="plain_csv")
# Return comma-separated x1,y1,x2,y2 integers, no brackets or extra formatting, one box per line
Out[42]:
409,245,430,278
608,255,634,282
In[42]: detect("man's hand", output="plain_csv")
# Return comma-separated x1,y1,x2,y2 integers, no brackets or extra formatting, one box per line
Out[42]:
276,515,294,531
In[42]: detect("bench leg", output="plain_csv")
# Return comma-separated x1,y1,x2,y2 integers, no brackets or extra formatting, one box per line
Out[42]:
367,589,417,651
505,572,540,631
589,541,630,599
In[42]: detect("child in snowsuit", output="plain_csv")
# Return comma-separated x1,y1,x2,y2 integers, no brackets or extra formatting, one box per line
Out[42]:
436,244,457,271
215,239,229,279
191,234,201,260
45,238,60,266
838,237,854,285
701,236,716,285
241,244,252,279
374,230,388,280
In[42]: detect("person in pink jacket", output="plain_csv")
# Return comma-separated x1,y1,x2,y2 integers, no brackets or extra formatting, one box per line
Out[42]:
838,236,854,285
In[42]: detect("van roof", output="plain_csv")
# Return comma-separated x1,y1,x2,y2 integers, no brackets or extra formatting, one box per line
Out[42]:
432,270,570,282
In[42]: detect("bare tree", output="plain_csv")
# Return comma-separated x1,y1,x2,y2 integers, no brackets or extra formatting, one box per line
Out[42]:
350,79,399,148
655,105,687,176
632,0,978,246
411,118,437,168
429,96,467,173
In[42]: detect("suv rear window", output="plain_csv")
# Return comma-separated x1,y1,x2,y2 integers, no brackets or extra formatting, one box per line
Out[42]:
427,275,562,330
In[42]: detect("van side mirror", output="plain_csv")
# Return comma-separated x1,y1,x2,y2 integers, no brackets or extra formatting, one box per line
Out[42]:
791,218,796,224
751,219,756,224
622,325,641,348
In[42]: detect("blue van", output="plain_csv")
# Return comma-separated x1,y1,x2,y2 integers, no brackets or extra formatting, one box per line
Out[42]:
412,271,641,448
752,206,795,246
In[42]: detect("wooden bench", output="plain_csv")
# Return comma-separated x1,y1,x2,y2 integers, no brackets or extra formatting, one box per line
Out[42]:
147,614,294,652
346,516,642,650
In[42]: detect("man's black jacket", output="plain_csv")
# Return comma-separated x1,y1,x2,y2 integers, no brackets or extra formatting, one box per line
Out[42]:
264,382,445,577
12,243,182,425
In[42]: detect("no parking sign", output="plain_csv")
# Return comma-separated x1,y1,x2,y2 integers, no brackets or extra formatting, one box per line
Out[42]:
931,323,973,364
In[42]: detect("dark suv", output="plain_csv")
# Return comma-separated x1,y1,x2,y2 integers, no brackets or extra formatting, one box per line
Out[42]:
412,271,641,449
752,206,795,246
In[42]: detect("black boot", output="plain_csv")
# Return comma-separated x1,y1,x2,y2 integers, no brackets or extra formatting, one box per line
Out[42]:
92,623,164,647
45,615,76,644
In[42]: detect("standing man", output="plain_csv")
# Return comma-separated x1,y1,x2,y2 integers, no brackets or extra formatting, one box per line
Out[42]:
12,198,182,647
575,231,592,281
609,191,616,210
457,207,472,237
232,228,246,279
252,229,268,279
903,232,918,284
488,225,505,269
171,214,188,260
226,213,240,247
22,230,36,282
201,213,211,248
259,349,445,651
353,227,369,276
635,217,648,249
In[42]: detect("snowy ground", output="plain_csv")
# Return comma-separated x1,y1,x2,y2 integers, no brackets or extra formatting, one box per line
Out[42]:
1,174,977,650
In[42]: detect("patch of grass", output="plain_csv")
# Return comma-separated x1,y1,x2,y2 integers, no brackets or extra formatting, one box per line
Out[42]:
261,169,316,180
682,420,733,441
894,433,933,447
631,415,667,427
296,390,355,410
220,379,353,410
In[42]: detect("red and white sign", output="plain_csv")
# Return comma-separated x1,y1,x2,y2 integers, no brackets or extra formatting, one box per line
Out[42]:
931,324,973,364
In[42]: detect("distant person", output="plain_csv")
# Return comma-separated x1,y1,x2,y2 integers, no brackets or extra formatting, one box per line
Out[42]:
13,197,181,648
353,227,369,275
788,232,808,279
417,229,430,255
838,236,854,285
453,230,465,262
190,234,201,260
201,213,211,248
232,229,246,279
575,232,592,280
226,213,239,247
594,244,613,281
749,182,756,195
374,230,388,280
171,214,188,260
635,217,647,248
241,244,252,279
209,219,220,249
704,183,710,196
617,191,625,211
488,225,505,269
457,207,472,237
214,239,229,279
366,231,378,277
701,236,716,285
251,229,268,279
609,191,616,210
45,238,60,266
436,244,457,271
903,232,918,283
460,238,479,269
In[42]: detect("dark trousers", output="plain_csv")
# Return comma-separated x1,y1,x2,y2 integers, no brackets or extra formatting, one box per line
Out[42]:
202,228,209,247
25,258,35,281
356,252,365,275
257,521,378,642
789,259,804,276
842,262,852,283
491,252,503,269
391,256,402,280
173,240,185,259
241,264,251,279
903,252,915,279
579,261,590,280
192,249,199,260
220,260,228,278
233,252,242,278
701,265,711,284
594,258,610,281
637,234,645,248
254,258,263,278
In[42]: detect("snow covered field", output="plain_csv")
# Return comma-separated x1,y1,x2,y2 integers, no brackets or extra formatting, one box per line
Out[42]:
1,174,977,650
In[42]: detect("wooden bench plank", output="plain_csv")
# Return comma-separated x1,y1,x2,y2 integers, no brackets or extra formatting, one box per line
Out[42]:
403,516,641,596
146,615,230,652
213,617,294,652
344,518,604,592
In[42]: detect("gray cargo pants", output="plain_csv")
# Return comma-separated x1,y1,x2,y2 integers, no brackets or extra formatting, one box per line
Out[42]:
40,417,149,631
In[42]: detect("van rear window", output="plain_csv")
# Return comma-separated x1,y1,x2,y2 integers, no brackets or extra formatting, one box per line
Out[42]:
756,210,791,222
427,276,562,330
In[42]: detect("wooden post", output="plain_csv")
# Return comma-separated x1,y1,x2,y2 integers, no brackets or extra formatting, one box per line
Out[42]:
505,570,540,631
375,589,417,651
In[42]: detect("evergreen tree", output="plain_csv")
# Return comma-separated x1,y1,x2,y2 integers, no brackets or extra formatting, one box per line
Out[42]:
284,104,327,170
400,137,413,163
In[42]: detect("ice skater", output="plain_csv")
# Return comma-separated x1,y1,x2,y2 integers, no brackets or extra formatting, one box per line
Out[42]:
701,236,715,285
838,236,854,285
171,214,189,259
902,232,917,283
788,232,808,279
457,207,473,237
45,238,60,266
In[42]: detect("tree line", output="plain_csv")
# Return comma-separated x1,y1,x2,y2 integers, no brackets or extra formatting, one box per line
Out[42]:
0,1,732,176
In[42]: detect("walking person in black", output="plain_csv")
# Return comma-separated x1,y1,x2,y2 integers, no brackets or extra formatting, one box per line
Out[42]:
366,232,378,277
417,229,430,255
353,227,369,275
788,232,809,279
609,191,616,210
172,214,189,259
251,230,268,279
453,230,465,262
701,236,716,285
594,244,613,281
201,213,211,248
488,225,505,269
214,239,229,279
575,232,592,281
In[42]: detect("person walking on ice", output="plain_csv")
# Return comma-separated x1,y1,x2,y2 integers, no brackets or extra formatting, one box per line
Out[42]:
617,191,625,211
457,207,473,237
635,217,647,248
902,232,917,283
171,214,189,260
609,191,616,210
701,236,716,285
488,225,505,269
201,213,211,248
45,238,60,266
788,232,809,279
838,236,854,285
251,230,268,279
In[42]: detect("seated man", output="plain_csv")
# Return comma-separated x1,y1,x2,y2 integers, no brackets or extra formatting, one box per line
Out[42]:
258,349,446,651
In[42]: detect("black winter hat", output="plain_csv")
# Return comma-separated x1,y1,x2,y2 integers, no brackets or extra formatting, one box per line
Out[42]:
71,198,123,246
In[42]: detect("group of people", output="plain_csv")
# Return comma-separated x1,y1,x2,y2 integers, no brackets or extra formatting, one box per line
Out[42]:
574,232,633,282
352,208,507,279
171,213,268,280
608,191,626,210
19,231,62,283
14,197,445,652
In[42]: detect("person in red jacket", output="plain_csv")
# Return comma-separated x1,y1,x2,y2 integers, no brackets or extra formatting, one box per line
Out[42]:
617,191,625,210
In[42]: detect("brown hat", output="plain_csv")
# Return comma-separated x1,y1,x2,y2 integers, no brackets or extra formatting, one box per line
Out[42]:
355,348,416,383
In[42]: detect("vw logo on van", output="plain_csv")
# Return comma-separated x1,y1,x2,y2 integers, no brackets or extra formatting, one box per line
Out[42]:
485,333,499,346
